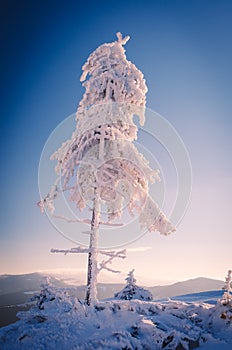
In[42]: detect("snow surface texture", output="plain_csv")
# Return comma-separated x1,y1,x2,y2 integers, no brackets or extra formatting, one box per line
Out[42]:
38,32,175,236
114,269,153,301
0,282,232,350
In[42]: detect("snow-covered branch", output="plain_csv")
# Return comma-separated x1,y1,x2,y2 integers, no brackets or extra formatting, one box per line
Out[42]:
97,249,126,273
99,221,123,227
52,215,91,225
52,214,123,227
98,249,126,258
51,247,90,255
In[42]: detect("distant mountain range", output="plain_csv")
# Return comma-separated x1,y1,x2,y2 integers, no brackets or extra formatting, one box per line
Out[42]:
149,277,224,300
0,272,224,328
0,273,66,297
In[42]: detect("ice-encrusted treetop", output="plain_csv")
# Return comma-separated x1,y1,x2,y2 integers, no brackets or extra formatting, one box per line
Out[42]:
78,32,147,120
126,269,137,286
39,33,175,236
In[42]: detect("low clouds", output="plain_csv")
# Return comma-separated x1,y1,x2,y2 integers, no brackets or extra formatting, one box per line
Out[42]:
127,246,152,253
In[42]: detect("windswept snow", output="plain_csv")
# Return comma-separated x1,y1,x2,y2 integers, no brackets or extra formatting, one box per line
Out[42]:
0,283,231,350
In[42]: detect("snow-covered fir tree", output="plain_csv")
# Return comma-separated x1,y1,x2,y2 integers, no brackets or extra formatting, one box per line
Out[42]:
114,269,153,301
38,33,175,306
222,269,232,304
223,270,232,294
31,277,70,311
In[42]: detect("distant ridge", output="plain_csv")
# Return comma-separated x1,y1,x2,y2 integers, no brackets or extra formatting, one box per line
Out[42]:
0,272,66,296
0,273,223,299
149,277,224,300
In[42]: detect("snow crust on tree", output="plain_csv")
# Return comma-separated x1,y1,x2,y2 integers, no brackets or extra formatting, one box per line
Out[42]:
78,32,146,117
38,32,175,236
114,269,153,301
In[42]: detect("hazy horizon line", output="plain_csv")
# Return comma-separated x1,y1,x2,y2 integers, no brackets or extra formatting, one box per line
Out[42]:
0,269,224,287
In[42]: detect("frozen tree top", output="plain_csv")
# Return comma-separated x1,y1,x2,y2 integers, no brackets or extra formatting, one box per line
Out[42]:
78,32,147,121
125,269,137,286
38,33,175,236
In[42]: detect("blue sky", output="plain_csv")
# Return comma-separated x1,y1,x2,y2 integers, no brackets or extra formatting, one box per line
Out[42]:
1,0,231,284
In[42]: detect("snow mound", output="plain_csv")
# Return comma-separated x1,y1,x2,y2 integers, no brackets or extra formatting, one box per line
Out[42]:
0,284,232,350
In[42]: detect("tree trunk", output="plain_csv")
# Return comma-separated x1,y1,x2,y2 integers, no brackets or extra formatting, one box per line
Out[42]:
85,188,100,306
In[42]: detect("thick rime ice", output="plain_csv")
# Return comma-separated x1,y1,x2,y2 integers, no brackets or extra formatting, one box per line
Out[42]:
78,32,146,115
38,33,175,305
1,280,232,350
38,32,174,235
114,269,153,301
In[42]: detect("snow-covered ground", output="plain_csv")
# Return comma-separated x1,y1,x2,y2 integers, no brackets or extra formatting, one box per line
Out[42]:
168,290,224,304
0,283,231,350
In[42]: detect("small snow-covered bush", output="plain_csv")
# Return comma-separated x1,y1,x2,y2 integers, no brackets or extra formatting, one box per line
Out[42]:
30,277,73,312
17,277,81,325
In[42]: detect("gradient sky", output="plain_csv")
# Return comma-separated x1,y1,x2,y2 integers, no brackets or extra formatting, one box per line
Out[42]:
1,0,231,285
